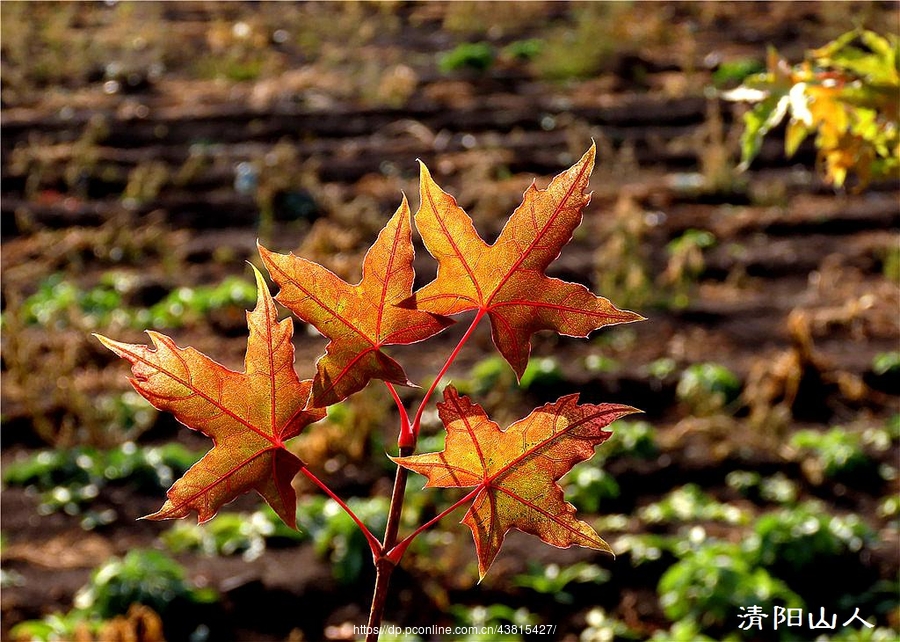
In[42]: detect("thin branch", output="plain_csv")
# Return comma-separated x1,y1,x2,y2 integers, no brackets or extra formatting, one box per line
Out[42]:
365,444,413,639
410,308,486,437
385,486,481,564
385,381,414,448
300,466,382,558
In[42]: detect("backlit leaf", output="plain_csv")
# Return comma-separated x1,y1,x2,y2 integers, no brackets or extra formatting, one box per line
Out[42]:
259,197,452,407
95,267,325,528
407,144,643,378
394,385,638,579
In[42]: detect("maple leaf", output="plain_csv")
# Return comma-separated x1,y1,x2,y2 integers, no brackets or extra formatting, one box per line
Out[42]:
407,144,644,378
259,196,452,407
394,385,638,579
94,266,325,528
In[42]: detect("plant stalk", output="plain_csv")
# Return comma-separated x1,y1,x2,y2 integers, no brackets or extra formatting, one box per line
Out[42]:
366,310,486,639
410,308,486,436
365,444,413,641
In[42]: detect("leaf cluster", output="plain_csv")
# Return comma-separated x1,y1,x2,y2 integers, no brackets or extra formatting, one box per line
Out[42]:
727,29,900,188
97,145,643,585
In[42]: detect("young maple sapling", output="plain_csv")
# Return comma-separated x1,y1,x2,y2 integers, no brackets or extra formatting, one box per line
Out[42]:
97,143,644,638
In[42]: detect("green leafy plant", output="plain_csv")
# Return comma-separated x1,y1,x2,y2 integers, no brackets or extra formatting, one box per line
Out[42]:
676,362,742,416
14,272,256,331
96,146,644,638
658,538,802,633
749,500,874,570
449,604,537,642
74,549,216,618
3,443,201,529
725,470,799,505
565,464,620,514
11,550,215,642
513,561,609,604
790,427,873,482
872,351,900,376
438,42,495,73
711,58,766,88
503,39,543,62
580,607,643,641
727,29,899,188
662,229,716,308
298,495,390,585
602,419,658,460
639,484,750,526
518,355,564,390
161,506,304,561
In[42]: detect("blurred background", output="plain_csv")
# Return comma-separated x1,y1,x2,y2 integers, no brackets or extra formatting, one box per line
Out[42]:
1,2,898,641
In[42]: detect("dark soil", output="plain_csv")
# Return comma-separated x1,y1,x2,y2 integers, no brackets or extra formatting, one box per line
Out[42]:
2,3,898,642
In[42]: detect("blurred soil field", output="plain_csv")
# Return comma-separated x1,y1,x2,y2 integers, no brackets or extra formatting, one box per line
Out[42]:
1,2,899,641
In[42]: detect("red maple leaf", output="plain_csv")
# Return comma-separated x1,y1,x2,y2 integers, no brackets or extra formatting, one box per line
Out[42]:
259,197,451,407
394,385,638,578
407,144,643,378
95,267,325,528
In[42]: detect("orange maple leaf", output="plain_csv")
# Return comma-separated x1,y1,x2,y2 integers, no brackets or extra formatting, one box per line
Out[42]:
394,385,638,579
95,267,325,528
259,197,452,407
407,144,643,378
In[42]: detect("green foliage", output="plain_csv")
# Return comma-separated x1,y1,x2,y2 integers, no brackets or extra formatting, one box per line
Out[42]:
513,561,608,604
650,619,732,642
748,501,874,571
565,464,619,513
790,427,873,481
878,495,900,521
563,420,657,514
725,471,799,505
887,414,900,439
3,443,201,528
519,356,563,390
18,272,123,329
658,539,802,630
466,355,512,396
161,506,304,561
603,420,658,460
666,229,716,256
449,604,536,642
712,58,765,87
727,29,900,188
882,245,900,283
583,353,620,373
74,549,216,618
639,484,750,525
872,351,900,375
646,357,677,380
13,550,216,642
662,229,716,308
824,625,900,642
533,3,627,80
503,39,543,62
613,532,678,566
460,354,566,395
676,363,741,415
438,42,495,73
132,276,257,329
580,607,643,641
10,610,95,642
297,496,389,585
14,272,257,331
